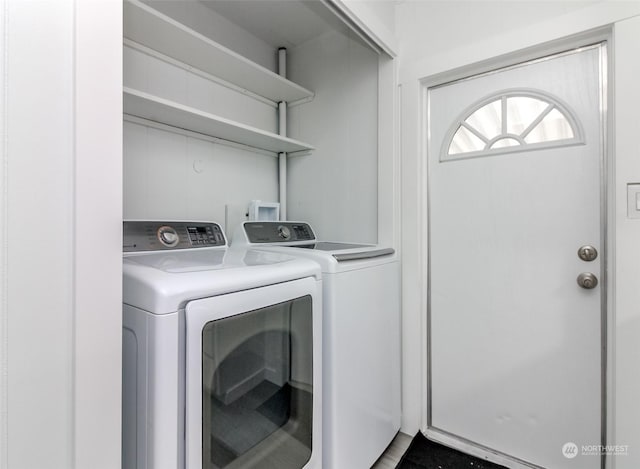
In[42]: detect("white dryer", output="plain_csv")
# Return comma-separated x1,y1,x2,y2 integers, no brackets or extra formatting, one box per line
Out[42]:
233,221,401,469
122,220,322,469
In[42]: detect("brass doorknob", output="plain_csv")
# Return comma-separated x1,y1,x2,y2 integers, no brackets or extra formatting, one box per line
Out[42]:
577,272,598,289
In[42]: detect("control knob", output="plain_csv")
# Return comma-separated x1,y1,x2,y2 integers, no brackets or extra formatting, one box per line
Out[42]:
157,226,179,247
277,225,291,240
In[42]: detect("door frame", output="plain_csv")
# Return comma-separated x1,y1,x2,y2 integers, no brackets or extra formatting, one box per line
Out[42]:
418,28,614,469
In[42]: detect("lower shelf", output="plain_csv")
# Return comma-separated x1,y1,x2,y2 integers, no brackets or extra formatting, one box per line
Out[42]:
123,87,315,155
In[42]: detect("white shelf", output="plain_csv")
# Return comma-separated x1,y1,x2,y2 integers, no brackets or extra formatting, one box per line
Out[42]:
124,87,315,154
124,0,314,104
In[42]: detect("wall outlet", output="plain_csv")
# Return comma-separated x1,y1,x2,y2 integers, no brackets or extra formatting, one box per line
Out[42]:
627,184,640,219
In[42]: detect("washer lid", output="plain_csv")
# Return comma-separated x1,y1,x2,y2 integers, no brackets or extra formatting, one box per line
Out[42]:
292,242,372,251
290,242,395,261
123,247,321,314
232,221,396,272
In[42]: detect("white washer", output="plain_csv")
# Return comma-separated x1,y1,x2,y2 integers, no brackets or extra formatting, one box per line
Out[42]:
233,221,401,469
122,220,322,469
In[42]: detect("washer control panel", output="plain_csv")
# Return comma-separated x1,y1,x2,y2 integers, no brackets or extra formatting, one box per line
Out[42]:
244,221,316,243
123,221,226,252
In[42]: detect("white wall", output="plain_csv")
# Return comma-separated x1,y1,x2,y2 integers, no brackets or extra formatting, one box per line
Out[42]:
396,3,640,467
613,15,640,469
398,1,598,66
4,2,74,465
0,1,122,468
74,2,123,467
287,29,380,243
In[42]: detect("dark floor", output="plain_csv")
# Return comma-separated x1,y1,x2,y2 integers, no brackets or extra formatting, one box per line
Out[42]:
396,432,508,469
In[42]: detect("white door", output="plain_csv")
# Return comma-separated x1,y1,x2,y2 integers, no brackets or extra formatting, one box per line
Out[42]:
427,45,605,469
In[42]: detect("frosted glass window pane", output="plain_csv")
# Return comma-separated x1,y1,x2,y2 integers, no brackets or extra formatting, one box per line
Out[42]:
465,100,502,140
506,97,548,135
443,90,581,160
490,137,520,149
524,108,574,144
449,126,486,154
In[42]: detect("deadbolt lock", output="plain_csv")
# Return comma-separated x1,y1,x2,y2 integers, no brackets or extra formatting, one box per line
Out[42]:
577,272,598,289
578,245,598,262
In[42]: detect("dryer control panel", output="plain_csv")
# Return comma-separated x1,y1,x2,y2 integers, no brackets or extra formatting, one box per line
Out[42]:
123,221,226,252
244,222,316,243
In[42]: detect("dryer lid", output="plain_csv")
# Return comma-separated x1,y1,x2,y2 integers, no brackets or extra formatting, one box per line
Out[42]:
123,248,322,314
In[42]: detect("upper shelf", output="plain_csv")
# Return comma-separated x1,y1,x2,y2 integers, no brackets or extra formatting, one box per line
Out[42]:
124,87,315,154
123,0,314,104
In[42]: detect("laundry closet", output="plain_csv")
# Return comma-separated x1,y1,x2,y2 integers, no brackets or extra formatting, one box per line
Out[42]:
121,3,399,469
6,2,640,469
123,0,396,244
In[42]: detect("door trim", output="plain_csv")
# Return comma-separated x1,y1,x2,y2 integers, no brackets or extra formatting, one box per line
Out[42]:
0,1,7,465
419,29,613,469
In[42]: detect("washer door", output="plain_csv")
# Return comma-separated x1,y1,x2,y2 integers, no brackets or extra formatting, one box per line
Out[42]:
185,277,321,469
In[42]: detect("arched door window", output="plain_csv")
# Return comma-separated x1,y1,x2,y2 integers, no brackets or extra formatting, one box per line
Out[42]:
442,89,584,161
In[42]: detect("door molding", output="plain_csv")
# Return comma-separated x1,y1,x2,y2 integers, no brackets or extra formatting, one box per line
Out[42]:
418,28,614,469
0,1,7,467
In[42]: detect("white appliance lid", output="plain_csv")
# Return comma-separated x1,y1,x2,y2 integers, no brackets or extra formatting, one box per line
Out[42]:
292,241,372,251
123,247,321,314
232,221,396,271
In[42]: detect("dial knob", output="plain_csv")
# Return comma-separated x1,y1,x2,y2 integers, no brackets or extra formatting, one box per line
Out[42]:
157,226,179,247
277,225,291,240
